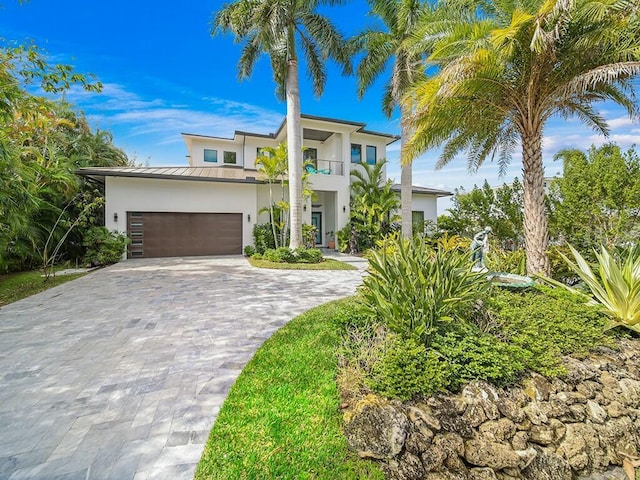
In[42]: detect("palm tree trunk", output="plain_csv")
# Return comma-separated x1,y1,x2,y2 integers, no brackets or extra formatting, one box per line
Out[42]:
286,54,303,249
268,183,278,248
400,107,413,238
522,132,550,275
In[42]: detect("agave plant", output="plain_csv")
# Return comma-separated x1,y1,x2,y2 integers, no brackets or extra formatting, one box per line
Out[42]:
560,244,640,333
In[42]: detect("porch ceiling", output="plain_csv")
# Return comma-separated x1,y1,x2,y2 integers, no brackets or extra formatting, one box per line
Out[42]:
303,128,334,142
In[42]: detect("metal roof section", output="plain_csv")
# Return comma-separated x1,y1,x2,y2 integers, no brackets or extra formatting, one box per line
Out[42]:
391,183,452,197
77,166,264,184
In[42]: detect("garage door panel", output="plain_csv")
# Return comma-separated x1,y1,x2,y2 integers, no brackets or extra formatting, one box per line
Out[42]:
127,212,242,258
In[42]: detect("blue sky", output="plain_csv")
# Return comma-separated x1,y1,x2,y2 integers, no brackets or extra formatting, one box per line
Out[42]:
3,0,639,213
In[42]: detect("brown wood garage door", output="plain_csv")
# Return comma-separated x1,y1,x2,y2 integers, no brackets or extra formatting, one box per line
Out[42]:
127,212,242,258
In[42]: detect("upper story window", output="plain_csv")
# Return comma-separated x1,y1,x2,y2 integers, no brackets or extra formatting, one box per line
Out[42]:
351,144,362,164
223,151,237,164
366,145,377,165
204,149,218,163
257,147,272,158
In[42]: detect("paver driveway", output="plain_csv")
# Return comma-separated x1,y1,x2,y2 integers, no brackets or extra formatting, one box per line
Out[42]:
0,255,367,480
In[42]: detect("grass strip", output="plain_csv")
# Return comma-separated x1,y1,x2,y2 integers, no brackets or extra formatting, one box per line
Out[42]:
0,270,87,307
248,257,357,270
195,298,383,480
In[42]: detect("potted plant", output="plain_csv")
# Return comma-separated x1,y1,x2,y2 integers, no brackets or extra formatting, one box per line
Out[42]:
326,231,335,249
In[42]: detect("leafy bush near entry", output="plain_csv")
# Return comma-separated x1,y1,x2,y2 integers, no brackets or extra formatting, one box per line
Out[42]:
82,227,127,266
260,247,323,264
293,247,322,263
361,237,487,345
243,245,256,257
252,223,276,254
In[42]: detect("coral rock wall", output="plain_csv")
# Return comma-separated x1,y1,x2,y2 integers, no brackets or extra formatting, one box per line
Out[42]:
343,340,640,479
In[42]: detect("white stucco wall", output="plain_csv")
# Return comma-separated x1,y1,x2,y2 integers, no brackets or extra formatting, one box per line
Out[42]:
411,194,439,223
105,176,258,249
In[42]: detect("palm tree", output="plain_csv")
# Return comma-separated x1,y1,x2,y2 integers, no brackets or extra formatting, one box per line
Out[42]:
213,0,350,249
353,0,428,239
256,144,288,248
404,0,640,275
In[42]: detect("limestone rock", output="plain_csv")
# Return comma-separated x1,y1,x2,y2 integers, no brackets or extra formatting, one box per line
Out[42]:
523,401,548,425
394,451,426,480
618,378,640,407
464,438,520,469
606,400,628,418
523,374,554,401
343,395,408,459
469,467,497,479
585,400,607,423
511,431,529,451
556,423,601,471
576,380,601,399
479,418,517,442
521,449,572,480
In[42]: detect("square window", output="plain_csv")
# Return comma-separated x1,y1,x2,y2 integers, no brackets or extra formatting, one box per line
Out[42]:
366,145,377,165
351,144,362,164
204,149,217,163
223,151,237,164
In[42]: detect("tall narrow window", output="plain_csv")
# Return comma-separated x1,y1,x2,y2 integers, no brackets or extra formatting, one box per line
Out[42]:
351,144,362,164
223,151,237,164
204,149,218,163
366,145,377,165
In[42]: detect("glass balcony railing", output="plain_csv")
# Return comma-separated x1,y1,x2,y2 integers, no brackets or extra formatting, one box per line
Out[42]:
304,159,344,176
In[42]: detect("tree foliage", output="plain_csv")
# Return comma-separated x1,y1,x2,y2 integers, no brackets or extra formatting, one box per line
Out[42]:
549,144,640,250
438,179,524,247
0,41,128,272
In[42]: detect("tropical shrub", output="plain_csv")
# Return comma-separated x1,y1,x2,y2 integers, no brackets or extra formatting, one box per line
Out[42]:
302,224,317,249
260,247,322,264
243,245,256,257
294,247,322,263
556,244,640,334
361,237,487,345
252,223,276,254
82,227,128,266
485,247,526,275
368,336,450,400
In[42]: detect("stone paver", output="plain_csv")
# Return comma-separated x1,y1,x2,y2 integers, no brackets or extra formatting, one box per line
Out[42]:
0,255,366,479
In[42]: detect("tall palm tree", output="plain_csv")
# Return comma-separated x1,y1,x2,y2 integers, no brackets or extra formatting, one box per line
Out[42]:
353,0,429,239
404,0,640,275
213,0,350,248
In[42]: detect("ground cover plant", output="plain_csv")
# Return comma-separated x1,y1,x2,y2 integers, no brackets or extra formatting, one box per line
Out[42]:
195,298,383,479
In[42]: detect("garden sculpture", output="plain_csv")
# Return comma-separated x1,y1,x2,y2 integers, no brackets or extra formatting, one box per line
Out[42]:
471,226,492,270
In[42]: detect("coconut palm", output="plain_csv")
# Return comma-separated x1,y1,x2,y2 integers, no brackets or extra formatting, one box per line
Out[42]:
404,0,640,275
353,0,429,239
213,0,350,248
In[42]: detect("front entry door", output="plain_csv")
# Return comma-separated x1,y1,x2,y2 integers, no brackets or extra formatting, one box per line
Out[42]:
311,212,322,245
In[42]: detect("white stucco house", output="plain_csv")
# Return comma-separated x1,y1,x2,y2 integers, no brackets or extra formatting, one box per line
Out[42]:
79,114,451,259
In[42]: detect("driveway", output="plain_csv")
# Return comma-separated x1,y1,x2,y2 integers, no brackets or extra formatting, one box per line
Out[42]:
0,255,367,479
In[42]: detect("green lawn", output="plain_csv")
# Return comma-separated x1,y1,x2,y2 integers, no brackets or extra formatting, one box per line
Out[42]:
0,269,88,307
248,257,357,270
195,298,383,480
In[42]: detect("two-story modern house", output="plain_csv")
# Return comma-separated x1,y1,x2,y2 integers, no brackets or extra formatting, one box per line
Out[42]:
79,114,451,259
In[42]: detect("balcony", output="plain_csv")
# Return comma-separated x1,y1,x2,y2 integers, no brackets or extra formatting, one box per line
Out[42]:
305,159,344,176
